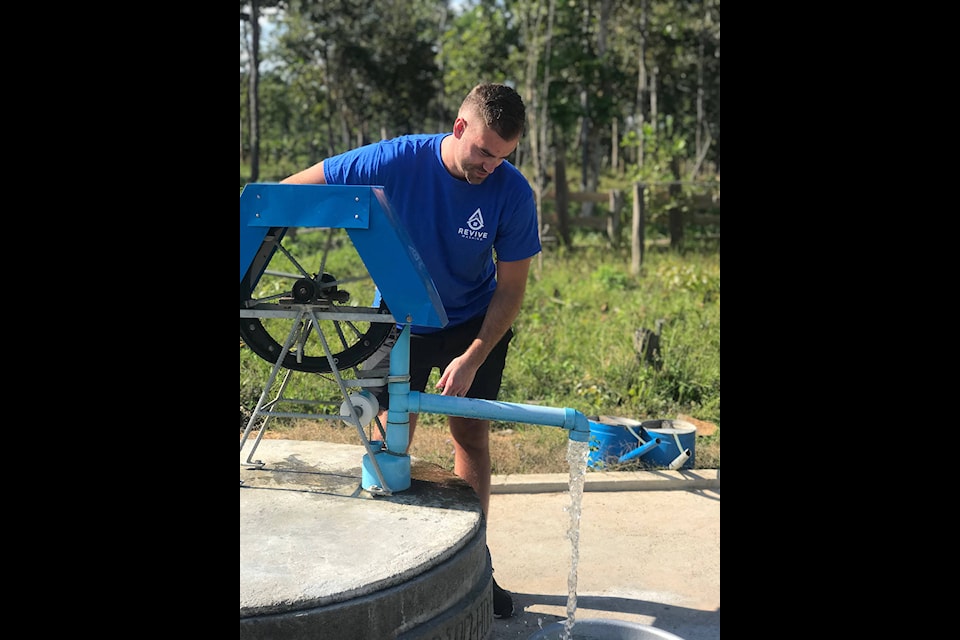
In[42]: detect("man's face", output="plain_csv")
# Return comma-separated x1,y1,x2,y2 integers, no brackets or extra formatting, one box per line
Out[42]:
453,115,519,185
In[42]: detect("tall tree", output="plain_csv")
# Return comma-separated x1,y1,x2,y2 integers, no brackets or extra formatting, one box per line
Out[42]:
241,0,286,183
275,0,447,157
242,0,720,190
440,1,523,114
240,0,262,182
516,0,557,248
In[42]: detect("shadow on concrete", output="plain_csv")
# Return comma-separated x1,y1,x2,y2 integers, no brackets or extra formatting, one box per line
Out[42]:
497,592,720,640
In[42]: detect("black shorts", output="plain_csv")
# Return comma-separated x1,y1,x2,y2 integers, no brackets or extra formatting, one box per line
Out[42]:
371,314,514,409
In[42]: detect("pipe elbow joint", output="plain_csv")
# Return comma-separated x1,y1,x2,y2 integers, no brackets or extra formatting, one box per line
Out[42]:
564,409,591,443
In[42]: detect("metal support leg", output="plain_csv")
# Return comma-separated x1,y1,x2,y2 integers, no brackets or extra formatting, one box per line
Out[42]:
240,305,396,494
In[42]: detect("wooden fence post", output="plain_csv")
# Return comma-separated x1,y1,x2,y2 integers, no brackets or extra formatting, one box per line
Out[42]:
631,183,645,274
607,190,623,248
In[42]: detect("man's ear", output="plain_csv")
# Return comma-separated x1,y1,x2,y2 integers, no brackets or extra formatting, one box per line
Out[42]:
454,117,467,138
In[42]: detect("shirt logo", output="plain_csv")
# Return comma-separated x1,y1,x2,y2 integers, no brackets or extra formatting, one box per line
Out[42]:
467,209,484,231
459,208,489,241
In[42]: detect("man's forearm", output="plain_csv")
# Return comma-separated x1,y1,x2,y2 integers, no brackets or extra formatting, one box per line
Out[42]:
464,287,524,365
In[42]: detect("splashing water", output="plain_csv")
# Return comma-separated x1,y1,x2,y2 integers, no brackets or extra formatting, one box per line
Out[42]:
561,438,590,640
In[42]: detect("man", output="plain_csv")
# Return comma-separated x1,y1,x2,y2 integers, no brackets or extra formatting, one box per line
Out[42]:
281,83,540,619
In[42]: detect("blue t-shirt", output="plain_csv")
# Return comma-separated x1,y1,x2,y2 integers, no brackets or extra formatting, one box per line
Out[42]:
323,133,541,333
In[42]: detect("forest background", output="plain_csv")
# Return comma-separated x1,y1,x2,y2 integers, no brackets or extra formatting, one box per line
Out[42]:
239,0,720,473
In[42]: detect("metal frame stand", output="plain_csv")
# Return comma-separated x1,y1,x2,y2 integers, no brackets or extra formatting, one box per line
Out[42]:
240,302,400,494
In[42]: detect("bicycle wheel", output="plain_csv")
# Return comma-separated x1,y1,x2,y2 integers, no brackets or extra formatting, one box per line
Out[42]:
240,226,394,373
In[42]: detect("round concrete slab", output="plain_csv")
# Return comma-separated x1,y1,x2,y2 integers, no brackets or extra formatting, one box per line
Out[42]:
240,440,493,640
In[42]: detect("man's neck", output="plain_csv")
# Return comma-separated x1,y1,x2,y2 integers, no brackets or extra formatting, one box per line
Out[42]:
439,133,463,180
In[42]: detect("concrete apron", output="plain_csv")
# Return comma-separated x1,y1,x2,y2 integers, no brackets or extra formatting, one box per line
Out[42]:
240,439,493,640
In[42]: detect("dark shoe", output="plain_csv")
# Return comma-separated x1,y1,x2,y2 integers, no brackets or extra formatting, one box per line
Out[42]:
492,577,515,619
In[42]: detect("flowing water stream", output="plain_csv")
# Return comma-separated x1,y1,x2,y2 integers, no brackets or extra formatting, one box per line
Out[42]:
561,438,591,640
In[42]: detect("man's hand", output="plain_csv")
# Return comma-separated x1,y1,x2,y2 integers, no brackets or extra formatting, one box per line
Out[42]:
436,355,480,397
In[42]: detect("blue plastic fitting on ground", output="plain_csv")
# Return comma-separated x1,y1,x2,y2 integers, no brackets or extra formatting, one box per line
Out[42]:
361,449,411,493
616,437,662,463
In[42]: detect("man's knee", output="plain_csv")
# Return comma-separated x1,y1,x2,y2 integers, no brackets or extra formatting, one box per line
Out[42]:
449,417,490,448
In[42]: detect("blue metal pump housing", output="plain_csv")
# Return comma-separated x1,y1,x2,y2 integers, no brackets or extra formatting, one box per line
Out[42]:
240,184,592,494
240,183,448,329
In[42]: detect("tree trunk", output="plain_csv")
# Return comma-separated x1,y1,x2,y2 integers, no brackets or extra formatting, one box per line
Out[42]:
521,0,557,271
555,138,571,247
635,0,648,168
247,0,261,183
695,13,705,176
611,117,619,176
669,160,683,250
577,2,595,218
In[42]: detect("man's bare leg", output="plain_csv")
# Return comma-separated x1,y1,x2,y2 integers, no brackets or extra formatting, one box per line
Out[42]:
449,415,512,617
448,415,491,517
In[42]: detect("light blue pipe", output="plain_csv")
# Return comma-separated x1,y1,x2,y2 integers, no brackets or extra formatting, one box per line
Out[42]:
616,437,662,463
404,393,592,443
384,324,412,454
361,324,413,494
362,323,593,494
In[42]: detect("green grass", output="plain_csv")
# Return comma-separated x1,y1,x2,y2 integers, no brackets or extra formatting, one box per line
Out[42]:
508,239,719,417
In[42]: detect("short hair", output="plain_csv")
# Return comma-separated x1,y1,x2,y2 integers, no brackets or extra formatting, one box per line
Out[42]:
461,83,526,141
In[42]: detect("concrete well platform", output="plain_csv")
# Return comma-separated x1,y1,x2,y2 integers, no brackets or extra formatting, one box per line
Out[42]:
240,439,493,640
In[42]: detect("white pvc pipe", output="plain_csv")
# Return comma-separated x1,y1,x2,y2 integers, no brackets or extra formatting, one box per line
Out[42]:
667,448,692,470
